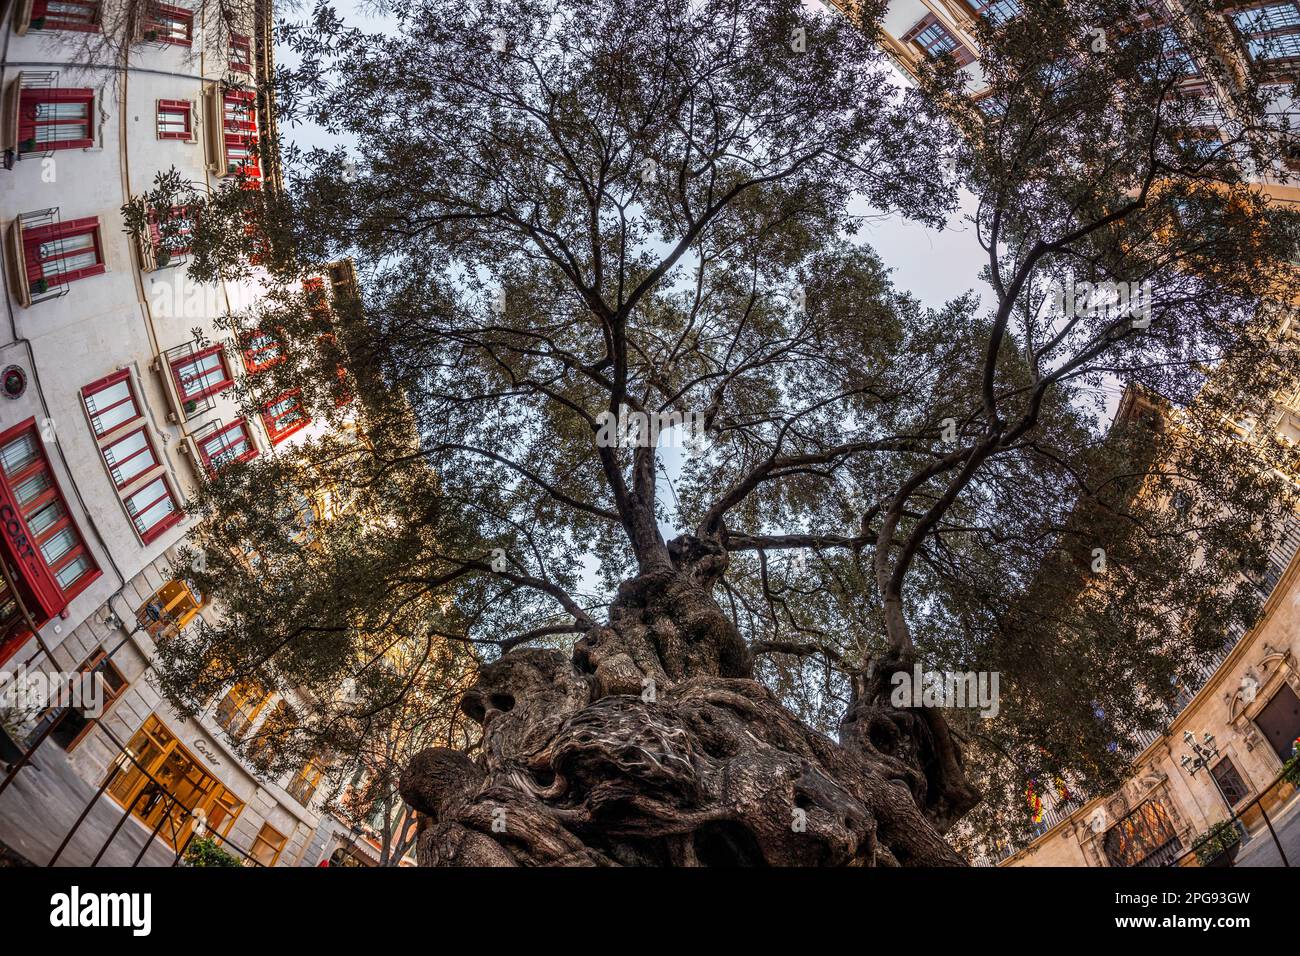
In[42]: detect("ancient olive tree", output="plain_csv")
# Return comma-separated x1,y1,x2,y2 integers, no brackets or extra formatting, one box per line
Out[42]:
141,0,1300,864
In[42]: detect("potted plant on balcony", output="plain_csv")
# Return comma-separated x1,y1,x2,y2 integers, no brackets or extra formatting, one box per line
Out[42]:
30,278,48,296
29,17,45,29
183,398,198,416
1192,821,1242,867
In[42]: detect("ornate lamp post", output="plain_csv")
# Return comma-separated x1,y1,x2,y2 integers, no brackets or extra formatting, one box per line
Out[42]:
1179,729,1290,867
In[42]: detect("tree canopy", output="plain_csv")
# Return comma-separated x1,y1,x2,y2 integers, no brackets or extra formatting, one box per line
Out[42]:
137,0,1300,862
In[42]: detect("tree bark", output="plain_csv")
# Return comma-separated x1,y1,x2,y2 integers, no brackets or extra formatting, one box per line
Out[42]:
401,537,978,866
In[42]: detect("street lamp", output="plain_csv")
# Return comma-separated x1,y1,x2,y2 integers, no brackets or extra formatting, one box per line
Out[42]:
1179,729,1249,841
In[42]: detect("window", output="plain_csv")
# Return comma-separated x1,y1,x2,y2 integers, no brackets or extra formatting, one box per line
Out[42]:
21,216,104,290
170,346,233,404
229,33,252,73
261,390,309,445
82,369,142,437
0,420,100,665
242,329,283,373
124,475,181,543
156,99,192,140
902,14,976,66
100,427,161,490
145,3,193,46
143,205,194,270
287,758,323,805
198,420,257,474
1232,3,1300,63
25,646,127,752
106,716,244,850
970,0,1020,25
80,370,185,545
222,90,260,180
137,578,203,640
1211,757,1252,806
214,679,270,739
249,823,286,867
29,0,101,31
17,88,94,153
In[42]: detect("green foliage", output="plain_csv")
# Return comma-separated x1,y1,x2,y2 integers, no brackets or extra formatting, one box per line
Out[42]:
140,0,1300,858
1191,820,1241,866
184,837,242,867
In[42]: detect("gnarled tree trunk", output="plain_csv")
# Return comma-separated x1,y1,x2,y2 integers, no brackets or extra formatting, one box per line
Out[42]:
401,538,979,866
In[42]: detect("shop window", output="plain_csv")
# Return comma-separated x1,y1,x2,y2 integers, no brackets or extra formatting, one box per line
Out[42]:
249,822,286,867
25,646,127,752
106,715,244,849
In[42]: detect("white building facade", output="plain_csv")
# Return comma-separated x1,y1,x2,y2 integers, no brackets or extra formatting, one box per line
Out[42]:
0,0,336,866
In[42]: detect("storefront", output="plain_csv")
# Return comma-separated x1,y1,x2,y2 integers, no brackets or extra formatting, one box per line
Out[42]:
0,417,100,665
105,715,244,851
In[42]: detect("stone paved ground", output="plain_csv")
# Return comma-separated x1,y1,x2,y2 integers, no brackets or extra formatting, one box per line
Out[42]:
1235,791,1300,867
0,743,175,867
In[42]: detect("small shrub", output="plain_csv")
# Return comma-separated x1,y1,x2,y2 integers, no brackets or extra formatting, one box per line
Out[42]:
184,836,241,867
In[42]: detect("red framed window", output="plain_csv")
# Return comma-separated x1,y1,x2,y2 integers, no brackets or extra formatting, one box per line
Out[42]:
100,427,161,490
123,475,182,543
170,346,233,404
222,90,261,180
147,205,195,261
261,390,309,445
199,420,257,474
0,419,100,665
242,329,283,373
902,14,976,67
156,99,191,140
22,216,105,290
81,369,142,437
229,34,252,73
18,88,94,153
145,3,193,46
30,0,101,31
